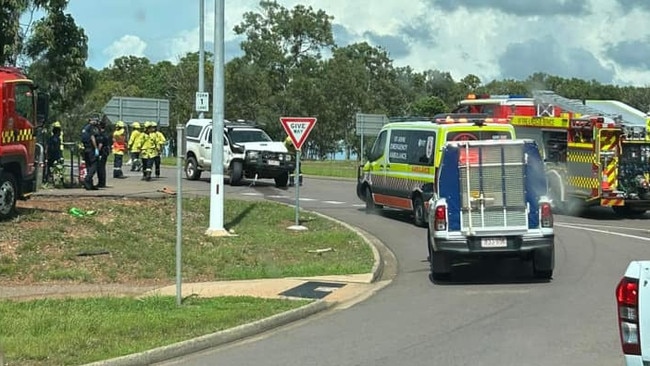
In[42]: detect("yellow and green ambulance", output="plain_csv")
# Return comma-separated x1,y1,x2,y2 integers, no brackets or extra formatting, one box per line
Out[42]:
356,115,516,227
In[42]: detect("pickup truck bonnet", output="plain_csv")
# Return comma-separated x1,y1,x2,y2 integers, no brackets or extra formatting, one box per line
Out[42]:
437,139,547,235
238,141,288,153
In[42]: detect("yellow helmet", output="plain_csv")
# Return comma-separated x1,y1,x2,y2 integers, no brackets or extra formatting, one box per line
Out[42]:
143,121,152,128
115,121,125,128
132,122,141,129
150,121,158,128
52,121,61,128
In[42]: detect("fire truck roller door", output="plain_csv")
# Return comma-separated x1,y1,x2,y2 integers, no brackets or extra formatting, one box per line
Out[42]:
566,145,599,193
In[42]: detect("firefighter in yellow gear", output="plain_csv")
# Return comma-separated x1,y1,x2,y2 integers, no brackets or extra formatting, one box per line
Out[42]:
128,122,142,172
151,122,166,178
133,121,161,181
52,121,65,151
112,121,127,178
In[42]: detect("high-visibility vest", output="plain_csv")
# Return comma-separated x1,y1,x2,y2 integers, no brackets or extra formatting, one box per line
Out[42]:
112,129,126,155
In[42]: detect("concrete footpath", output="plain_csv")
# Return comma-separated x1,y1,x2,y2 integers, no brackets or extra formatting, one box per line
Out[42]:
18,168,397,366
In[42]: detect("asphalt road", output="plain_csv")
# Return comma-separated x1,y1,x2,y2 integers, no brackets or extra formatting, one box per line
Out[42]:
159,169,646,366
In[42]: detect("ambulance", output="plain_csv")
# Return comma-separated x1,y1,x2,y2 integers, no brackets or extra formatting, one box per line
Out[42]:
356,114,516,227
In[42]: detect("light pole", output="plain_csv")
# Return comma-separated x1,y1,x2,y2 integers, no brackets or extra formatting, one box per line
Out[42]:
206,0,229,236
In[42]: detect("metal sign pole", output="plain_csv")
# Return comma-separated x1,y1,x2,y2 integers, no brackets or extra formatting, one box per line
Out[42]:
176,124,184,306
295,150,301,227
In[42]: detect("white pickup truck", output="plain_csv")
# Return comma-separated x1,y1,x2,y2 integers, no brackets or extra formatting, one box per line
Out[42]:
617,261,650,365
184,118,295,187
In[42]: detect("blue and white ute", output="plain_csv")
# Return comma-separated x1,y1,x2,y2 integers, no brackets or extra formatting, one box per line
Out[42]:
426,139,555,281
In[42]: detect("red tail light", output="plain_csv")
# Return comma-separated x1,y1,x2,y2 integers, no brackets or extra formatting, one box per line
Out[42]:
617,277,641,355
434,205,447,231
540,202,553,228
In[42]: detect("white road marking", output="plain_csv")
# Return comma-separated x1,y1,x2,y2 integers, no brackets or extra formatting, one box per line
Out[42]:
241,192,263,196
323,201,345,205
556,223,650,242
352,204,365,207
299,198,317,201
267,195,289,199
556,222,650,233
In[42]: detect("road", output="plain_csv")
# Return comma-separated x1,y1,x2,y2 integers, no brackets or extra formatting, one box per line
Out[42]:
161,169,645,366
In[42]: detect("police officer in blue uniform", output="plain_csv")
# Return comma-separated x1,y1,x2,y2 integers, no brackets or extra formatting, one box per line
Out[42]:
96,119,111,188
80,116,100,190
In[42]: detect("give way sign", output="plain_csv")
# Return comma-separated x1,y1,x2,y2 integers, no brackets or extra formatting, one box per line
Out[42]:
280,116,317,150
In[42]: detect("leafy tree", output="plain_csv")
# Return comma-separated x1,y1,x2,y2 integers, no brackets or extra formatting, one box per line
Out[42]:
411,96,448,116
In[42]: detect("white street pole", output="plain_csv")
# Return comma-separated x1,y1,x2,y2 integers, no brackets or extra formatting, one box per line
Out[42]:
176,124,184,306
206,0,228,236
198,0,205,119
295,150,301,226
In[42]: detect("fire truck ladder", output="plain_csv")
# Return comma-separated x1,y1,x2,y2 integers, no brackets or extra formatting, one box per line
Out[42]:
533,90,620,120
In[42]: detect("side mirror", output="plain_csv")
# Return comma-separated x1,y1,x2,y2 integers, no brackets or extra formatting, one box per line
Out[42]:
36,92,49,126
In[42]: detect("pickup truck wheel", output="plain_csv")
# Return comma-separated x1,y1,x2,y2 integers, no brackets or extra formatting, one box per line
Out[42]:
0,172,17,219
533,248,554,280
185,157,202,180
430,251,451,282
274,172,289,188
413,195,426,227
230,161,243,186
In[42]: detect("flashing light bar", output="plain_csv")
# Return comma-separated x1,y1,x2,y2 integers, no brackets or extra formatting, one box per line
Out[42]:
434,117,509,124
465,93,528,100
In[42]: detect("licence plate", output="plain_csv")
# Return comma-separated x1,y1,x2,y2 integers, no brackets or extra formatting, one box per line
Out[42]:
481,238,507,248
268,160,280,166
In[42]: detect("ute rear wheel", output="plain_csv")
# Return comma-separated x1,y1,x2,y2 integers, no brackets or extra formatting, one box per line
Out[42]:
185,156,202,180
0,172,17,220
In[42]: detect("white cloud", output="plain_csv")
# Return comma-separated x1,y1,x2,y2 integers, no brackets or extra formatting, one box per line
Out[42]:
122,0,650,86
103,35,148,67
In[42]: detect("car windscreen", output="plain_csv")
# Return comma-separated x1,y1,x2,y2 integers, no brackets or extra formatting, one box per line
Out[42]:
228,129,272,143
445,130,512,142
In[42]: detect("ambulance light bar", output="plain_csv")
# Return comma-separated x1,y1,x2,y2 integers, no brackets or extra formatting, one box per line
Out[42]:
434,117,509,125
466,93,528,100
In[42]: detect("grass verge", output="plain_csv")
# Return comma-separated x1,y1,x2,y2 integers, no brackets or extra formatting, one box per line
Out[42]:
0,295,309,365
1,197,374,284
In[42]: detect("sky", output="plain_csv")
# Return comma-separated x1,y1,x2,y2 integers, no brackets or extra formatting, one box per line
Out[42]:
47,0,650,86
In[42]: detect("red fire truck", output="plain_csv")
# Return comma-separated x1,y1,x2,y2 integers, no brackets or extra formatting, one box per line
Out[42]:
0,67,49,220
454,91,650,217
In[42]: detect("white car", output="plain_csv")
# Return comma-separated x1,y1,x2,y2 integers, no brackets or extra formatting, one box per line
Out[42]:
184,118,295,187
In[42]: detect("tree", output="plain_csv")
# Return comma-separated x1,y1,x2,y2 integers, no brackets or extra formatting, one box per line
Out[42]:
232,0,336,150
411,96,448,116
23,0,88,120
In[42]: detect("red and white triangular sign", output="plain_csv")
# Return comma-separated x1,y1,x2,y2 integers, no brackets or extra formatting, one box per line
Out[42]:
279,117,317,150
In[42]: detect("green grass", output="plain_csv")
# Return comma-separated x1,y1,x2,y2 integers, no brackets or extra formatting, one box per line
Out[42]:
0,296,309,365
2,197,374,284
299,160,359,179
161,157,360,179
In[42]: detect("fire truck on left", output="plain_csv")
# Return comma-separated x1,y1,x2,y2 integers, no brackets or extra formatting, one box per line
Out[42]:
0,67,49,220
